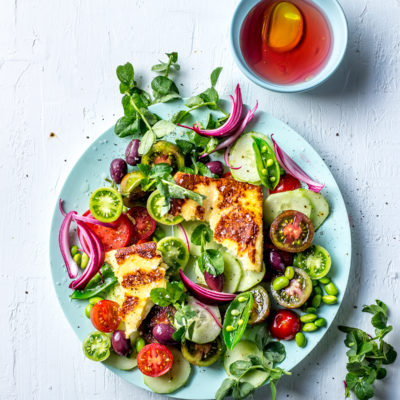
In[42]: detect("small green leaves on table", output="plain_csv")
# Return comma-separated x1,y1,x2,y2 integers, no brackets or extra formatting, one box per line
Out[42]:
223,293,254,350
338,299,397,400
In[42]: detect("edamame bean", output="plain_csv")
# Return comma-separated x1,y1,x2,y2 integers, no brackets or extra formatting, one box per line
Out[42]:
324,282,338,296
295,332,307,348
89,296,103,305
313,286,322,296
135,337,146,353
315,318,327,328
273,276,290,291
305,307,317,314
302,322,318,332
311,294,322,308
284,266,295,280
300,313,317,323
73,253,82,266
319,277,330,285
85,303,93,318
312,280,318,287
322,295,338,305
81,253,89,269
71,245,79,256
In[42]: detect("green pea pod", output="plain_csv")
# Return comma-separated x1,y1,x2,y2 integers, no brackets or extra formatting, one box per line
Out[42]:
222,292,254,350
70,264,117,300
252,136,280,189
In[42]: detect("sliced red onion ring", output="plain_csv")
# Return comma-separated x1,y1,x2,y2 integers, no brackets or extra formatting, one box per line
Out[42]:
178,224,190,252
180,269,236,305
202,101,258,159
73,214,117,228
58,211,79,279
271,135,324,193
194,300,223,329
178,84,243,137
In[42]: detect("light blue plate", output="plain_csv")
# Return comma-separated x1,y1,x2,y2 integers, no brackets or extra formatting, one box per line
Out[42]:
49,99,351,399
230,0,348,92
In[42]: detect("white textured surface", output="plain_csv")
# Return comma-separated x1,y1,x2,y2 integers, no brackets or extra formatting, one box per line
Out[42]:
1,0,399,399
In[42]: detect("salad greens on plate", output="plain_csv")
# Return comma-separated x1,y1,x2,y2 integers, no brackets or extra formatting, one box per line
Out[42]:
54,51,396,399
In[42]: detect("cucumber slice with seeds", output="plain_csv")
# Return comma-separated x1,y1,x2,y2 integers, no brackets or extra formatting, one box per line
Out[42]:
298,188,330,230
264,189,313,226
229,132,271,184
143,347,191,394
104,351,137,370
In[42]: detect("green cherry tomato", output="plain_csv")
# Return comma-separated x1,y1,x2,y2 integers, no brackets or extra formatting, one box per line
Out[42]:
223,292,254,350
85,304,93,318
82,331,111,361
294,245,332,279
252,136,280,190
147,190,184,225
89,296,103,305
89,187,123,223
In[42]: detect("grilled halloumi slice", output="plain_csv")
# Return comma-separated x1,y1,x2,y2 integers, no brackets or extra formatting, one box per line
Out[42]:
105,242,168,338
171,172,263,272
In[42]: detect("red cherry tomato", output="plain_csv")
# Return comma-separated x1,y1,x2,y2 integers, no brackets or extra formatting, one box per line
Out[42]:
82,211,134,251
127,206,156,242
269,309,300,340
269,174,301,194
137,343,173,377
222,172,232,179
90,300,121,333
137,239,152,245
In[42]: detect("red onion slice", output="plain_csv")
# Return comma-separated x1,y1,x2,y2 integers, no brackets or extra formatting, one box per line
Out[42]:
178,84,243,137
73,214,117,228
271,135,324,193
58,211,79,279
178,224,190,252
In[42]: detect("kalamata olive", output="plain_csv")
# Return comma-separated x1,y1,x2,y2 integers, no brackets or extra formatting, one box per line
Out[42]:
110,158,128,184
152,323,177,345
125,139,141,166
111,330,131,356
206,161,224,176
204,271,224,292
268,249,285,272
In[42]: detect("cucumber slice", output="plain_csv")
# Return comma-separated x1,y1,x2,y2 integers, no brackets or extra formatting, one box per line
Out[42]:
173,221,220,256
229,132,270,184
143,347,191,394
264,189,313,226
104,351,137,370
237,263,266,292
194,260,206,285
222,252,243,293
224,340,269,388
176,297,221,344
298,188,330,230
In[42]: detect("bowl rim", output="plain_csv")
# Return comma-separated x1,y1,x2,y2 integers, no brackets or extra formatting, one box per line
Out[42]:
230,0,348,93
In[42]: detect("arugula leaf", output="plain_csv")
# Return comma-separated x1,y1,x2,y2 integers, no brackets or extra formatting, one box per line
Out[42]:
339,299,397,400
150,281,187,307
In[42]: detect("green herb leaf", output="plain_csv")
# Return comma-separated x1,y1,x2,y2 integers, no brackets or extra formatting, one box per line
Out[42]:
264,341,286,364
371,311,388,329
241,324,271,350
354,381,374,400
190,224,213,246
116,62,135,92
162,179,206,204
236,382,254,399
198,249,224,276
151,120,176,138
114,115,142,137
185,95,204,108
210,67,223,87
176,139,196,156
138,129,156,155
150,281,187,307
215,378,235,400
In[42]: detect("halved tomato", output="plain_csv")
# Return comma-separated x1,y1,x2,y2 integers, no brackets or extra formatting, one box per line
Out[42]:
90,300,121,333
82,210,134,251
269,174,301,194
128,206,157,242
137,343,173,377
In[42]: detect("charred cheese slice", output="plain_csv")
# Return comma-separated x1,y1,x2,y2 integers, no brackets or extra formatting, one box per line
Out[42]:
171,172,263,272
105,242,167,338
